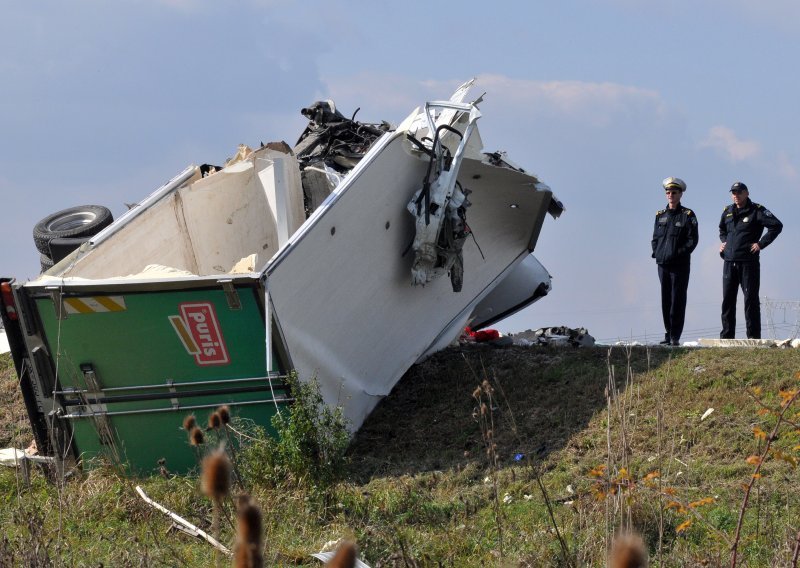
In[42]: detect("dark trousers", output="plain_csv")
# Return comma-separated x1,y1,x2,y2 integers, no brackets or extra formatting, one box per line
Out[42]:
658,263,690,342
721,260,761,339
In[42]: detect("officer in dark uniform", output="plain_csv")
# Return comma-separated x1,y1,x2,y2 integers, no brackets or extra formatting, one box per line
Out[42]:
652,177,698,345
719,182,783,339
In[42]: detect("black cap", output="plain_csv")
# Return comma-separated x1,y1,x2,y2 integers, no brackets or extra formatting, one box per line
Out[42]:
730,182,748,193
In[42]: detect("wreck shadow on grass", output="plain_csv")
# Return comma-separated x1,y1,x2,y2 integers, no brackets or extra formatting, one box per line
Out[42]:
348,345,674,482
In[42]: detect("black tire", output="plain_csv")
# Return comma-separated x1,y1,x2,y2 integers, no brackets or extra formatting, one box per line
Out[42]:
40,253,54,273
33,205,113,256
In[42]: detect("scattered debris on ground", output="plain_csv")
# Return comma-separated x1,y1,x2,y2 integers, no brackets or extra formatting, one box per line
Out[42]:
511,326,595,347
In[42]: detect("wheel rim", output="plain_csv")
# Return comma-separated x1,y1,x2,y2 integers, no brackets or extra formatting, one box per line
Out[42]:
46,211,97,232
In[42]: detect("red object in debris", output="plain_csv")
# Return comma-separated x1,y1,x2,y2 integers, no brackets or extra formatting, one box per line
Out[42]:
472,329,500,342
462,326,500,342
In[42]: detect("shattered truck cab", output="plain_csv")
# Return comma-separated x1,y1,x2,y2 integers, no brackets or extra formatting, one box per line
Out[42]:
0,80,563,475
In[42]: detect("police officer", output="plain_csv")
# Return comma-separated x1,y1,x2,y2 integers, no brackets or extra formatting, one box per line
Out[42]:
719,182,783,339
652,177,698,345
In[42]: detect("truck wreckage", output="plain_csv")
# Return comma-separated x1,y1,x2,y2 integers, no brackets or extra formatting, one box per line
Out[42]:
0,80,563,474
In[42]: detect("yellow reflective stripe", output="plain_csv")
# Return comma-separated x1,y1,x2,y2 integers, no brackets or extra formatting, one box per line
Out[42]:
63,296,127,314
64,298,94,314
94,296,125,312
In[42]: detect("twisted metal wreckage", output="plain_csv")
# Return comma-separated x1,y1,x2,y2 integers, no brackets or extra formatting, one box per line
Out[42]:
0,80,564,474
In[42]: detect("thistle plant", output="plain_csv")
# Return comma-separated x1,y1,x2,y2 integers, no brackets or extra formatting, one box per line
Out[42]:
201,449,231,567
233,495,263,568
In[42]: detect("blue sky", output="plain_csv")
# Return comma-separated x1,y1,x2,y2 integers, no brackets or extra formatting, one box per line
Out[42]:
2,1,799,343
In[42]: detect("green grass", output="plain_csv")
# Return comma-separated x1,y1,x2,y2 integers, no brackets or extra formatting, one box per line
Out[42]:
1,346,799,566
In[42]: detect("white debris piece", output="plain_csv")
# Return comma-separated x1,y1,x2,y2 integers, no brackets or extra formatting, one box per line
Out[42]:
311,551,371,568
0,448,27,467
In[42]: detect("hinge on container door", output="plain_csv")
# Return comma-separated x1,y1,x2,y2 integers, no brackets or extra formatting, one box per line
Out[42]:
166,378,180,410
45,286,67,320
219,279,241,311
80,363,114,446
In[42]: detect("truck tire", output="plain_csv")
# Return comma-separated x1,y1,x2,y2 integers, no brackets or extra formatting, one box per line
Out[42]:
33,205,113,256
40,253,54,273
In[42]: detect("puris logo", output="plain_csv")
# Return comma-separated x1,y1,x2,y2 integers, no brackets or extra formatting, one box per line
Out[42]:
169,302,230,366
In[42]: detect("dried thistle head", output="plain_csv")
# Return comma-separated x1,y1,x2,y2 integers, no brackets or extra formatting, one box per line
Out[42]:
233,544,263,568
481,379,494,395
234,495,264,568
207,411,222,430
236,495,263,546
201,449,232,501
609,532,648,568
189,426,205,446
183,414,197,431
217,405,231,425
325,541,357,568
472,386,482,400
480,403,488,416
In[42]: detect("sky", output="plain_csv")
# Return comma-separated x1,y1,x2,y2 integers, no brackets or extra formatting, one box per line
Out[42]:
1,0,799,344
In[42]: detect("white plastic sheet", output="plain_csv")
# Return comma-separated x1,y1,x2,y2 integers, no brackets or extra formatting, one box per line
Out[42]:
0,328,9,355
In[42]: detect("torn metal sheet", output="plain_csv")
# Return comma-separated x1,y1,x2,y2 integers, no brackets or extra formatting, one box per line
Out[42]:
267,84,563,430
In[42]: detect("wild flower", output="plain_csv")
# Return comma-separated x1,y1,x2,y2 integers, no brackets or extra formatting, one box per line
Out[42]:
233,495,263,568
201,450,231,501
207,411,222,431
217,405,231,425
325,541,357,568
189,426,204,446
201,449,232,566
183,414,197,431
608,532,648,568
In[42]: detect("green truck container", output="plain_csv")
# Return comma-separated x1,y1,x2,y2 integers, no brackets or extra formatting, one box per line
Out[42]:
3,276,290,474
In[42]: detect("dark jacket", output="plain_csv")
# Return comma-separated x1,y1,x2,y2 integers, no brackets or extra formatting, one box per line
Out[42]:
719,200,783,262
652,204,699,266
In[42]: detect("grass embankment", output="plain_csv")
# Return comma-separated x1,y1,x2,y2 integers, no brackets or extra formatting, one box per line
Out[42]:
1,346,799,566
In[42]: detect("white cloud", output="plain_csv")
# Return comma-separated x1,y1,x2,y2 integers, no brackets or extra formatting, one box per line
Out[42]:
321,73,667,129
478,74,662,110
448,74,667,128
776,152,798,181
700,126,760,162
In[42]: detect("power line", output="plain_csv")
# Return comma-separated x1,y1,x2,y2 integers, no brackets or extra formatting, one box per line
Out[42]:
763,297,800,340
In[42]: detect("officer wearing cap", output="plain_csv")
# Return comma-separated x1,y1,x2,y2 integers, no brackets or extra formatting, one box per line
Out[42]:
719,182,783,339
652,177,698,345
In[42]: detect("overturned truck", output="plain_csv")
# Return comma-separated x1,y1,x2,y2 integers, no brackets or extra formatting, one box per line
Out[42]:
0,80,563,474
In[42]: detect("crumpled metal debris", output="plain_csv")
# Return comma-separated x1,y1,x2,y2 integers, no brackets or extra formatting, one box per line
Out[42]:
293,100,391,214
405,102,481,291
513,326,595,347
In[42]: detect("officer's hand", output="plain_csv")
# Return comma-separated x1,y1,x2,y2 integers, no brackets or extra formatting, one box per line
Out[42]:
750,243,761,253
719,242,726,253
